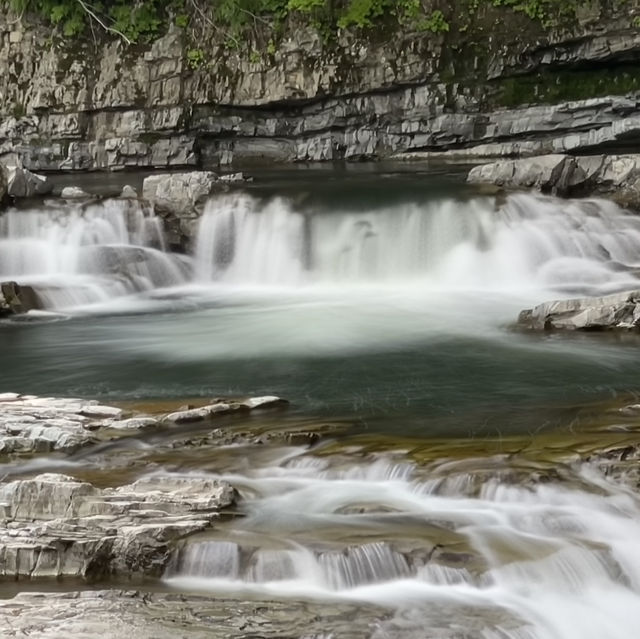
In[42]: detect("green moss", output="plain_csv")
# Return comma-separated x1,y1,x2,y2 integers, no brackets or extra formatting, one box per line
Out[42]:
494,67,640,108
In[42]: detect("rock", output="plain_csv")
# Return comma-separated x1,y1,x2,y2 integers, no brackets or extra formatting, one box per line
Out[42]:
0,590,386,639
120,184,138,199
218,172,252,183
468,154,640,207
0,392,289,454
60,185,91,199
467,154,569,193
241,396,289,410
142,171,220,217
5,164,51,197
518,289,640,331
3,3,640,170
0,473,236,580
0,281,42,315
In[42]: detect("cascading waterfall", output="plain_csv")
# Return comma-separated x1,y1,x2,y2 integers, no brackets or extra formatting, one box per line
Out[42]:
194,192,640,292
0,198,189,310
3,188,640,312
163,451,640,639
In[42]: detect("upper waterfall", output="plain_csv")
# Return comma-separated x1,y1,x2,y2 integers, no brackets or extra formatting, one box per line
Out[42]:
2,189,640,313
194,192,640,293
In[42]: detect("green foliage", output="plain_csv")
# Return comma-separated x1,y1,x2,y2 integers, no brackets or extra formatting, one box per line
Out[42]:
186,47,205,68
175,13,189,27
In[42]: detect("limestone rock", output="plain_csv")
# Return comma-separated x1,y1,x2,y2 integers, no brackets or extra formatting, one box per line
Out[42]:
120,184,138,199
142,171,220,217
0,590,386,639
0,392,289,454
468,154,640,207
0,473,236,580
60,186,91,199
518,290,640,331
3,162,51,198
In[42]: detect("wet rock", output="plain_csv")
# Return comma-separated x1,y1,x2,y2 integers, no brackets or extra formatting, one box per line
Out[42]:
0,393,289,454
518,289,640,331
0,281,42,315
163,396,288,424
0,473,236,580
0,590,387,638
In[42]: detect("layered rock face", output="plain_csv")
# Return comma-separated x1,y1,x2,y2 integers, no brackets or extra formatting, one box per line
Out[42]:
467,154,640,207
2,3,640,170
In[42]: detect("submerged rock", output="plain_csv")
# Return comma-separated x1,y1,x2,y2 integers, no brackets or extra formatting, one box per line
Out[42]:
518,290,640,331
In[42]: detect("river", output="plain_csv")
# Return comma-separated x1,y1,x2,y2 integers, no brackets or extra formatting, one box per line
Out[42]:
2,164,640,637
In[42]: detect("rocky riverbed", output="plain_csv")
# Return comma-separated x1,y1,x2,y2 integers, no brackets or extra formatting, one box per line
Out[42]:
4,390,640,637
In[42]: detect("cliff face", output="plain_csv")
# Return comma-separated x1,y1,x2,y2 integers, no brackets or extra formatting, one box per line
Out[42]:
2,1,640,171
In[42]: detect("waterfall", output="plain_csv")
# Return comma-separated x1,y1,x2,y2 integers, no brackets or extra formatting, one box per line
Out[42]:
163,451,640,639
194,192,640,293
4,189,640,313
0,199,190,310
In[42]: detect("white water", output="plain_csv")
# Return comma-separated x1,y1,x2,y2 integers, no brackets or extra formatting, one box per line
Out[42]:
0,199,189,309
194,192,640,292
164,450,640,638
2,190,640,314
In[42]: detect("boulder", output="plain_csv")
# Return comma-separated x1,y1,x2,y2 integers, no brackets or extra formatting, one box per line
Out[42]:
1,153,51,198
467,154,640,206
142,171,221,217
60,185,91,199
0,473,236,580
0,281,42,316
518,290,640,331
120,184,138,199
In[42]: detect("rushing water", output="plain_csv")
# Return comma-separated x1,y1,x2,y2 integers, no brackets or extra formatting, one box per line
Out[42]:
2,172,640,434
160,440,640,639
4,168,640,637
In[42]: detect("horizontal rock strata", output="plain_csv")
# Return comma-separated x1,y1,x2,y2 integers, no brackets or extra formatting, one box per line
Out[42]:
467,154,640,208
2,4,640,169
0,473,236,580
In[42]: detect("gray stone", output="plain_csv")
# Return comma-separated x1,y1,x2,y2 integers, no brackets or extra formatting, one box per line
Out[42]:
120,184,138,199
0,473,236,580
142,171,220,217
468,154,640,208
0,590,387,639
2,160,51,198
60,185,91,199
518,290,640,331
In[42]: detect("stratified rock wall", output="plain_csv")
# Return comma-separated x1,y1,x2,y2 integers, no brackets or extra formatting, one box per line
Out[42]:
2,3,640,170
